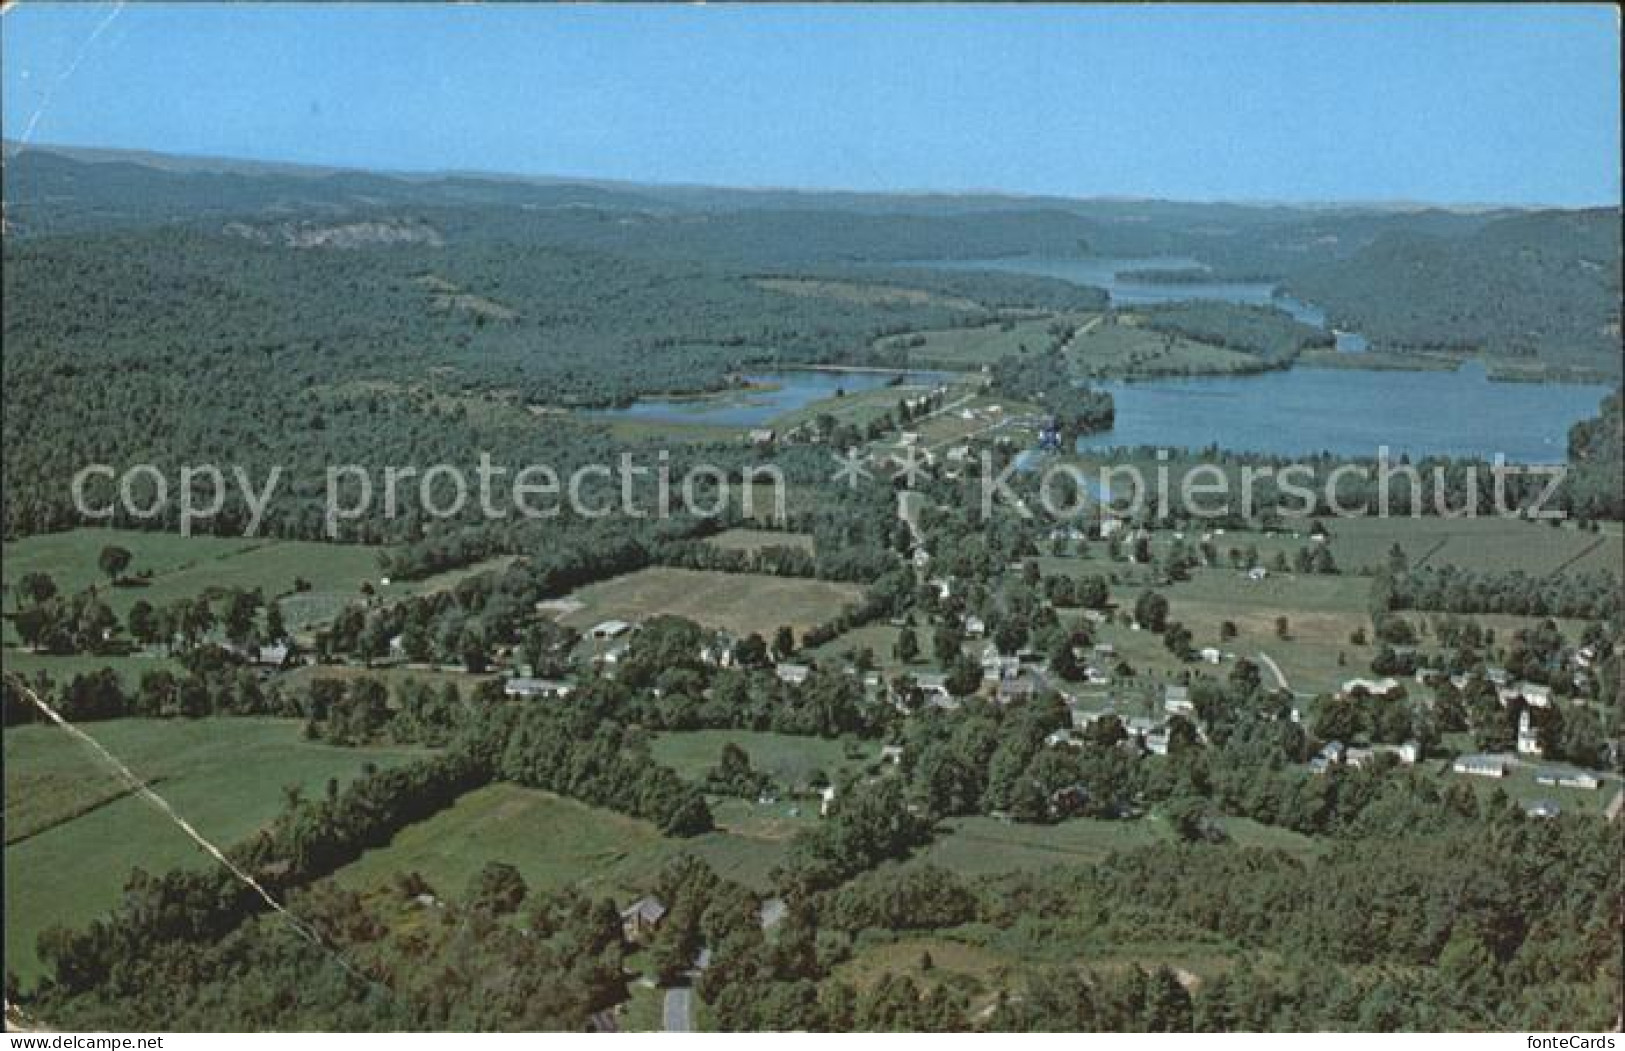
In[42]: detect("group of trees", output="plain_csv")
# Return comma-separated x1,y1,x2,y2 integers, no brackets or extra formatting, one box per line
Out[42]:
988,347,1116,440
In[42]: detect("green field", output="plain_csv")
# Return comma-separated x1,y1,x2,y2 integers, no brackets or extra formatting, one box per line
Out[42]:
908,813,1317,881
4,718,428,985
704,528,815,554
651,729,879,791
770,375,979,436
332,782,789,902
909,815,1170,877
559,566,864,637
875,314,1093,369
1,649,184,688
1066,315,1263,377
1,528,517,648
1320,516,1622,577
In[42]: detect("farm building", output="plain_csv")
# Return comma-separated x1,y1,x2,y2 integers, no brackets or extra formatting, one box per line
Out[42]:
1535,769,1601,790
503,678,574,699
1163,685,1193,716
1453,755,1509,778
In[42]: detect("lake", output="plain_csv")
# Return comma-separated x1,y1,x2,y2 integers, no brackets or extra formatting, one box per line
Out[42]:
597,369,948,427
1075,361,1611,463
924,255,1375,351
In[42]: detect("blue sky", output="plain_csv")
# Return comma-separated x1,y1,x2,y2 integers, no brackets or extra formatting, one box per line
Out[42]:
3,3,1618,205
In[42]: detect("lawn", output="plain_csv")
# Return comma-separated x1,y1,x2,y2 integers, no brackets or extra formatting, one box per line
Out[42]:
1066,314,1262,378
909,815,1170,878
559,567,864,638
651,729,878,791
4,718,427,986
331,783,790,902
874,314,1094,370
2,528,518,640
1,649,184,689
704,528,815,554
1319,516,1622,578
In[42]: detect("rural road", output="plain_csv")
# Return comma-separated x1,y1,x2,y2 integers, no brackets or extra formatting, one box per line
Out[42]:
1256,651,1290,692
662,987,692,1032
662,947,712,1031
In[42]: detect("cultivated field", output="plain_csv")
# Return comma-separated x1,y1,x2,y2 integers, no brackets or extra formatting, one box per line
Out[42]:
559,567,864,637
4,718,427,983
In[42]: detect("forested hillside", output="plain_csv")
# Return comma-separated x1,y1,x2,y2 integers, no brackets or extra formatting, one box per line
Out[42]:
1281,210,1621,372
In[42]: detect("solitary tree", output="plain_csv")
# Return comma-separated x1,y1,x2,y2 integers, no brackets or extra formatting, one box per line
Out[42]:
97,545,132,585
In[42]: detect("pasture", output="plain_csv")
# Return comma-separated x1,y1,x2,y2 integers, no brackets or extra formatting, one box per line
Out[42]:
1319,516,1622,577
4,718,427,985
704,528,815,554
909,815,1170,877
331,783,789,900
651,729,879,791
1066,315,1262,377
1,527,516,644
558,567,864,637
874,314,1093,369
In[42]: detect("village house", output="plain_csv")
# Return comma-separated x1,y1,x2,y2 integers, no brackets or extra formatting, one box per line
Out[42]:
747,428,776,446
997,677,1038,704
589,619,635,642
1516,710,1543,757
503,677,575,699
1163,685,1193,716
1500,682,1553,708
620,896,668,942
963,614,986,638
913,672,955,708
1199,647,1222,665
775,662,811,686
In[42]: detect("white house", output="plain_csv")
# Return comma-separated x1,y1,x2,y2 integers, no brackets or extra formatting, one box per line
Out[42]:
589,619,635,641
1163,685,1194,716
775,663,811,686
1517,710,1543,757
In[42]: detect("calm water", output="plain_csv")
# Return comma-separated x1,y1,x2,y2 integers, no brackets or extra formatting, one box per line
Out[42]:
926,254,1327,323
599,370,948,427
1075,361,1611,463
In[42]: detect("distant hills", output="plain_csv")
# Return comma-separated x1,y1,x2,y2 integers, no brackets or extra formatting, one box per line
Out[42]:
3,142,1619,375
